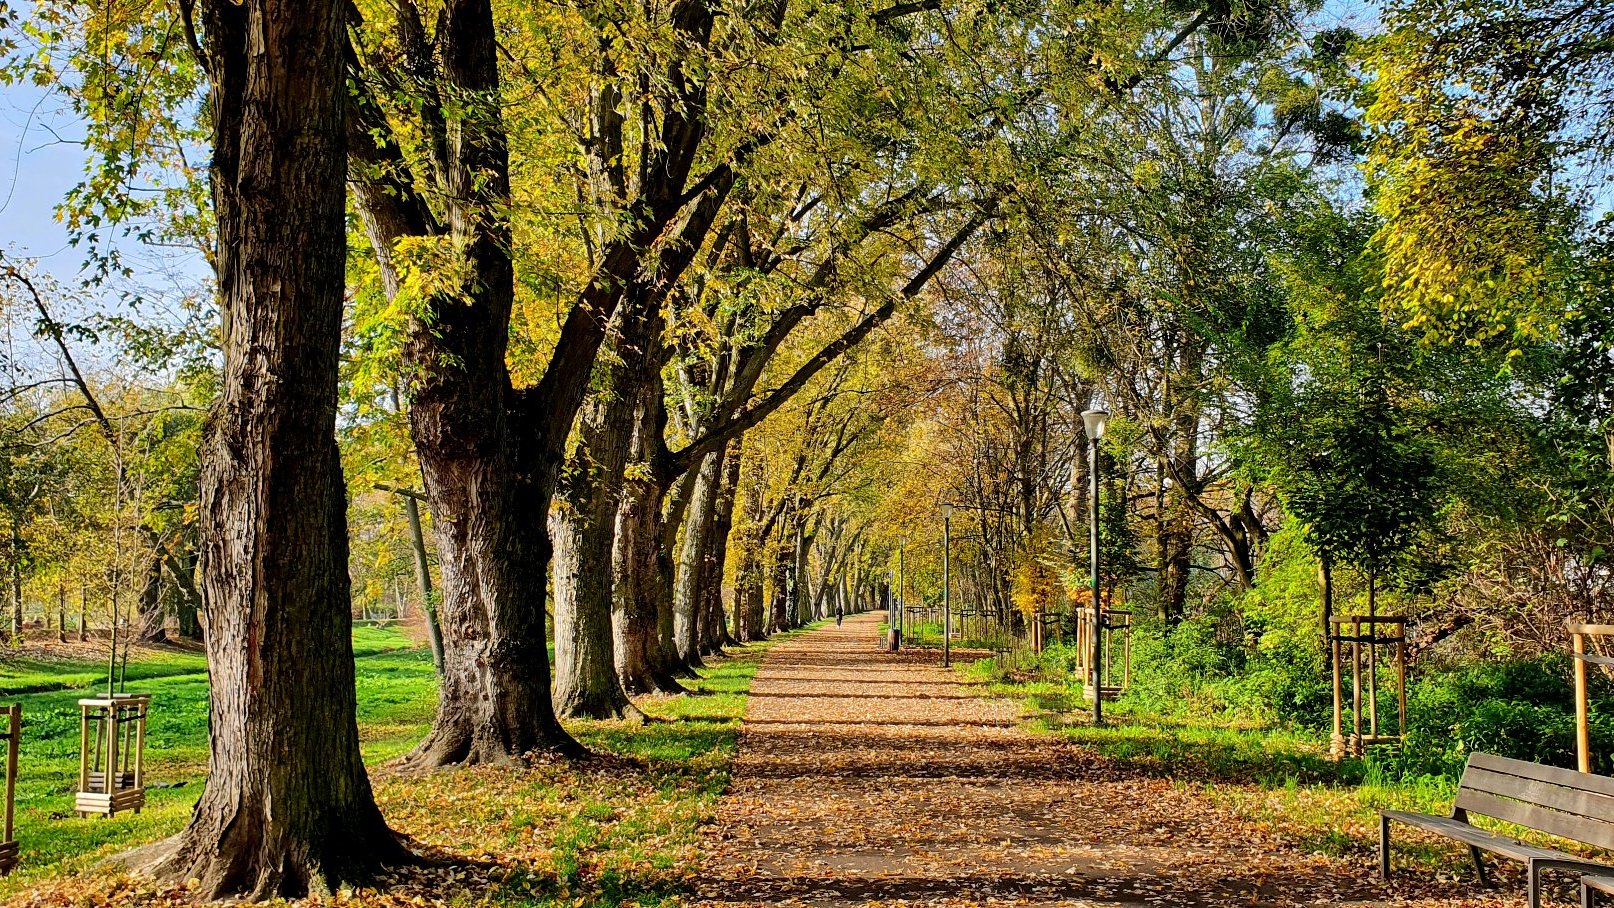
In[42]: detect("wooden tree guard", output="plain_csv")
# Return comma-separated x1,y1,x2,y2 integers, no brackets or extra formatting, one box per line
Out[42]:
0,705,19,874
76,694,149,818
1076,608,1132,701
1568,621,1614,774
1330,616,1407,757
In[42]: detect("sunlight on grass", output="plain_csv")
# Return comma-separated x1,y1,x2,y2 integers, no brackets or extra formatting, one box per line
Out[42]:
0,626,808,906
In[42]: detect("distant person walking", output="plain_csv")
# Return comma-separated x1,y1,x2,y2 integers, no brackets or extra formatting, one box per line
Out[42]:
835,604,843,626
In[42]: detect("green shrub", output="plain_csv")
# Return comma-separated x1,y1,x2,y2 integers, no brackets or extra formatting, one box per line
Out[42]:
1373,656,1614,779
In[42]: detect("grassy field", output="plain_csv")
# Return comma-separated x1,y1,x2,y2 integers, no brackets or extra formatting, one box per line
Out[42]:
0,625,805,906
0,627,432,891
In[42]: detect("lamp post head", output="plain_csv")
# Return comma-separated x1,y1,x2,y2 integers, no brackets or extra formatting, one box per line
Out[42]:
940,502,953,519
1082,408,1110,441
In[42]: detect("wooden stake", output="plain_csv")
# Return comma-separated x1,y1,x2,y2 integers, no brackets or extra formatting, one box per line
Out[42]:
77,703,90,816
1575,628,1591,774
4,705,17,842
1352,619,1363,756
1331,630,1344,758
1367,623,1379,741
1397,634,1408,739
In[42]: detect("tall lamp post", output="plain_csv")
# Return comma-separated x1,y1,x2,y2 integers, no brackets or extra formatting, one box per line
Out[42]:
1082,408,1109,725
941,503,953,668
898,539,907,650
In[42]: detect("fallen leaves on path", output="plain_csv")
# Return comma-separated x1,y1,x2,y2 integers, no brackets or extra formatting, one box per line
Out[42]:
697,614,1518,908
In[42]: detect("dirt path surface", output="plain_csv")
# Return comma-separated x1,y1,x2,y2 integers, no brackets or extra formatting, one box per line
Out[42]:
697,613,1428,908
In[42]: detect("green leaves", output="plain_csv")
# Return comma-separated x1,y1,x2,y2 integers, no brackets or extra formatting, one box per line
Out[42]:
1363,0,1614,349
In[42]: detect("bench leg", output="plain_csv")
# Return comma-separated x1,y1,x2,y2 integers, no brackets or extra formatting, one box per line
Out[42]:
1584,879,1597,908
1469,846,1489,887
1528,864,1542,908
1379,815,1391,881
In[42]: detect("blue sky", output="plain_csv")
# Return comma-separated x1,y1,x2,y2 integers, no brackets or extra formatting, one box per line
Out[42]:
0,79,97,268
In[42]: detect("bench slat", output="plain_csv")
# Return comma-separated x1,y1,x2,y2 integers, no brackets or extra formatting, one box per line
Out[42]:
1463,766,1614,825
1456,789,1614,851
1383,811,1555,862
1468,753,1614,799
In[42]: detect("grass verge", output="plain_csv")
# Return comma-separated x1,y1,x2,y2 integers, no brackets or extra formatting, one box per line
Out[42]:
949,654,1572,880
2,624,806,907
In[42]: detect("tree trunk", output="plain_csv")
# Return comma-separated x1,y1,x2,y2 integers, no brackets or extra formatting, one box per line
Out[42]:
610,305,686,696
402,405,580,765
10,521,21,640
734,470,767,641
673,449,724,665
767,521,794,633
1158,506,1193,624
136,539,166,644
146,0,406,894
401,492,443,672
346,0,584,767
166,546,203,640
702,440,743,650
387,386,444,673
794,526,813,625
552,310,641,720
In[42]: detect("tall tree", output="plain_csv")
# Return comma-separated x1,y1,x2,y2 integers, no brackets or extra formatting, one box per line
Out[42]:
139,0,406,896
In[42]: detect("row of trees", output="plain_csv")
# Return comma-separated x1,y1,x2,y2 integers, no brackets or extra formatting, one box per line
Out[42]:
4,0,1609,899
797,0,1614,683
8,0,1269,897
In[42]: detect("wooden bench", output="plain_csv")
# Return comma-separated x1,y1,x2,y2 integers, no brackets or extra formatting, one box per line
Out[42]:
1583,874,1614,908
1380,752,1614,908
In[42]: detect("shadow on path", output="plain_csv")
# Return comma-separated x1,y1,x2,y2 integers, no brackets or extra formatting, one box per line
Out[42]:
696,613,1472,908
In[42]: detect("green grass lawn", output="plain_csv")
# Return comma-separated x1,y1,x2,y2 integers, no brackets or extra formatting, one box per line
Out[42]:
0,623,809,906
0,626,432,891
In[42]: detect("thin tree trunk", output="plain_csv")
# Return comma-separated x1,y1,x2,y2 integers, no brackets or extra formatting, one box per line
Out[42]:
10,521,20,640
136,539,166,644
703,440,743,650
386,386,444,673
401,492,443,672
144,0,406,893
673,449,724,665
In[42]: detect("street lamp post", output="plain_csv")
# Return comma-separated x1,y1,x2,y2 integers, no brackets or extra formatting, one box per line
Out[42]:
1082,408,1109,725
941,503,953,668
898,540,907,650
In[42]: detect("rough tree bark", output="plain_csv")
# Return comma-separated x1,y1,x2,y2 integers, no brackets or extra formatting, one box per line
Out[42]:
142,0,407,894
673,449,724,664
136,540,166,644
733,456,768,641
552,308,642,720
702,439,743,650
612,309,686,695
347,0,610,765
